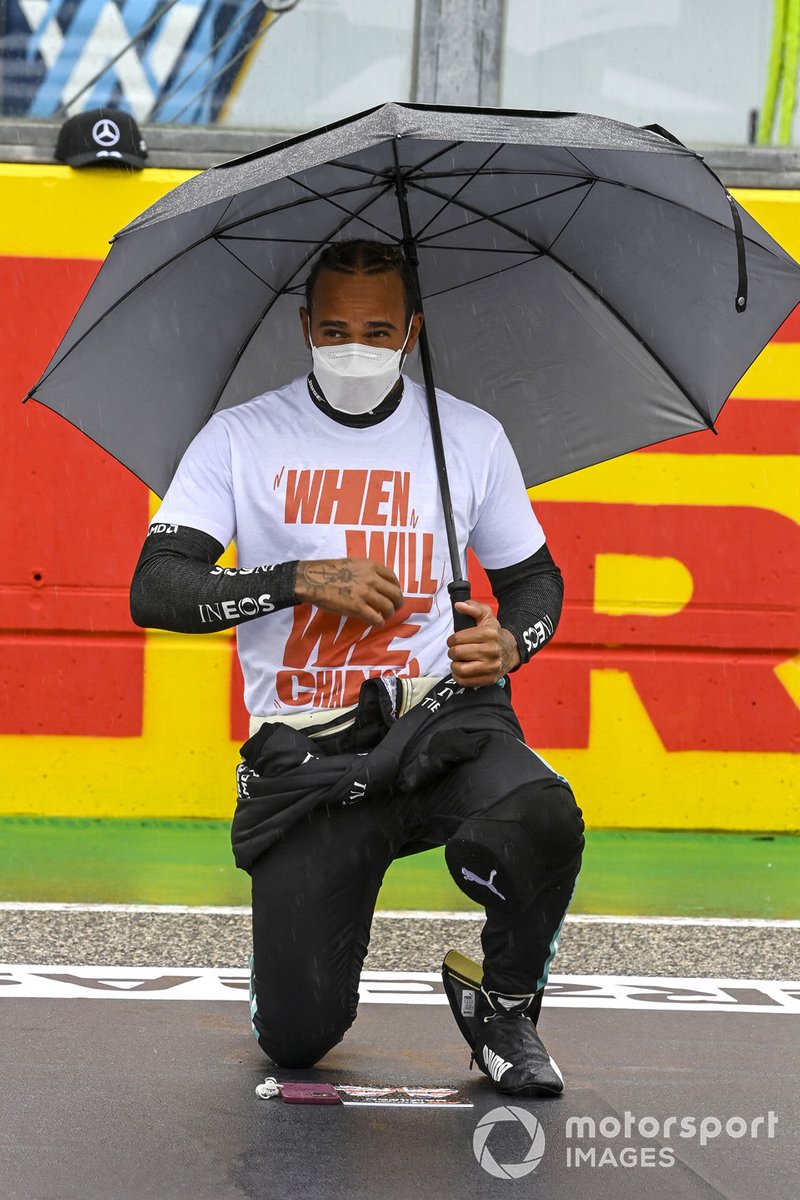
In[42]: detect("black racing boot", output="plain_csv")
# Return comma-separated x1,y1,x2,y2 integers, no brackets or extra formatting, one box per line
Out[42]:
472,986,564,1097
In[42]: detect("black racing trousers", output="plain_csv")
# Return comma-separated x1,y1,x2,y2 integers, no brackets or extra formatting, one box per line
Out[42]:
249,690,584,1069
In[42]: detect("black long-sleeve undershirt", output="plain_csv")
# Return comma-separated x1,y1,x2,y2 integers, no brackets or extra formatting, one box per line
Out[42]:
485,545,563,669
129,524,298,633
129,524,563,666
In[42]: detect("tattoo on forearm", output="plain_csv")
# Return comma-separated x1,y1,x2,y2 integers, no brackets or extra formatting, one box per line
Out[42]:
299,560,355,599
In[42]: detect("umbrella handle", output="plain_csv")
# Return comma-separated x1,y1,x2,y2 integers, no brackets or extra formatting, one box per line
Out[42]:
449,580,476,632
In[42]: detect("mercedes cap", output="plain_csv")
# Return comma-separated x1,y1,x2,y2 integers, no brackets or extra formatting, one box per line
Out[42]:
55,108,148,169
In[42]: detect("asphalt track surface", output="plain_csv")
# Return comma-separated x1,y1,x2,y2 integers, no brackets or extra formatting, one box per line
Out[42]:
2,907,799,1200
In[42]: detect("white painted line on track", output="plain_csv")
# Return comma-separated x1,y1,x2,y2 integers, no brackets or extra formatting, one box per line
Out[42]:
564,914,800,930
1,965,799,1013
380,912,800,928
1,901,798,929
0,901,251,915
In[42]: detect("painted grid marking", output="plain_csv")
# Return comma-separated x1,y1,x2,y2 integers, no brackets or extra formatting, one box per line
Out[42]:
1,966,798,1013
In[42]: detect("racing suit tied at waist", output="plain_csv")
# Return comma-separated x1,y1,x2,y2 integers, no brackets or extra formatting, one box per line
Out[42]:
247,675,442,739
232,674,516,871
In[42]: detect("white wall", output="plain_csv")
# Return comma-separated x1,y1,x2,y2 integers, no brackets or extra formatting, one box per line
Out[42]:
222,0,417,132
500,0,778,146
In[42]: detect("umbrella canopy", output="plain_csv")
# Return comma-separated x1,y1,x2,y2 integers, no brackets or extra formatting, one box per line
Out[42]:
27,102,800,500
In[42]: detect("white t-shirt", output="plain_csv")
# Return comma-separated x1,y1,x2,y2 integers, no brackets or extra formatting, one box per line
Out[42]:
152,374,545,717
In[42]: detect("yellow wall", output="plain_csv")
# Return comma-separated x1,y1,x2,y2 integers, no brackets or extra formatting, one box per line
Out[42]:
1,165,798,830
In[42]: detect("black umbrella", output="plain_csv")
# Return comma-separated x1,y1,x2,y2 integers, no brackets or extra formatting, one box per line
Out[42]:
25,102,800,624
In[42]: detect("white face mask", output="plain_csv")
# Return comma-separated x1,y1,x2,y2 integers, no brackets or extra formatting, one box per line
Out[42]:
310,320,413,416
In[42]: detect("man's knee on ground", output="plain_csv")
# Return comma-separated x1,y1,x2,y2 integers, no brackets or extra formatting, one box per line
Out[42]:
251,985,357,1069
256,1028,346,1070
444,779,584,912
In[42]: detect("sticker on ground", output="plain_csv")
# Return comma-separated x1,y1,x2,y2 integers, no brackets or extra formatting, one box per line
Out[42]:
1,966,799,1012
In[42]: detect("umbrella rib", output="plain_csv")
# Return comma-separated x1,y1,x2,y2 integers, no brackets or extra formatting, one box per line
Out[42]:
211,193,238,236
421,254,543,301
545,178,597,253
284,175,398,241
319,160,386,179
398,141,465,181
120,179,379,243
564,172,752,312
270,140,464,193
27,187,391,403
416,167,588,178
410,157,765,265
412,145,505,241
418,244,543,255
27,228,238,396
409,179,715,430
200,182,396,425
413,183,589,247
413,179,591,247
218,234,542,256
323,148,465,183
212,180,384,237
562,146,598,178
213,237,279,291
31,183,382,393
592,178,756,248
540,143,756,280
218,235,340,245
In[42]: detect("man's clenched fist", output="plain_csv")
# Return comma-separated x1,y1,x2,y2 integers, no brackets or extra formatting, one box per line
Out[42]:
447,599,520,687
